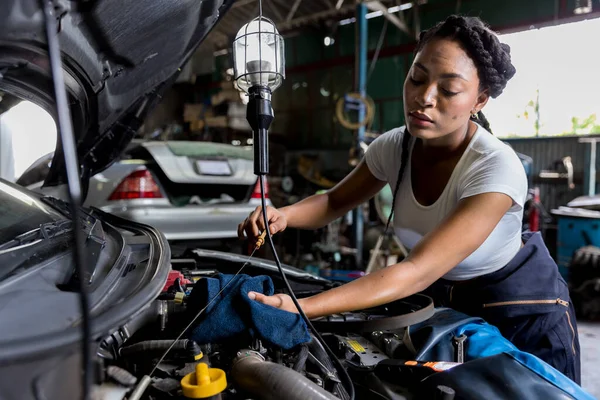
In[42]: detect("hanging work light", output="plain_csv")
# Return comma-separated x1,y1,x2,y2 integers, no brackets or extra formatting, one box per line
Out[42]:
233,16,285,176
230,13,355,400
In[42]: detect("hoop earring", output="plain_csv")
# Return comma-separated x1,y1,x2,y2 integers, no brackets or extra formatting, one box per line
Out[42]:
470,111,478,119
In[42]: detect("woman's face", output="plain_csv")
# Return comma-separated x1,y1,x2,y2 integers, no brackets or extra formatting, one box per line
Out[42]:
403,38,489,140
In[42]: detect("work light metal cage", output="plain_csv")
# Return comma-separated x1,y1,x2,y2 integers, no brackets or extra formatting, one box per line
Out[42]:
233,16,285,93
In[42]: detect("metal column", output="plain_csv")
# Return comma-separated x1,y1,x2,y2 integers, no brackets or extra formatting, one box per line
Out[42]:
580,137,600,196
352,2,368,268
590,141,596,196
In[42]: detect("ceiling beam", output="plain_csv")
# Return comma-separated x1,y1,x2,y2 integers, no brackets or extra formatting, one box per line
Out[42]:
212,31,230,44
232,0,256,9
215,0,403,45
321,0,334,10
366,1,411,35
271,0,289,7
286,0,303,22
266,0,285,22
277,3,354,30
213,17,240,37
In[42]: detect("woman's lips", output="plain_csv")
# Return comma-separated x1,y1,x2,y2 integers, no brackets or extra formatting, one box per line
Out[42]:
408,112,434,127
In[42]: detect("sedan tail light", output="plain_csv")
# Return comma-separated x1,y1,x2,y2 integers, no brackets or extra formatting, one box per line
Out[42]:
108,169,163,200
251,178,269,199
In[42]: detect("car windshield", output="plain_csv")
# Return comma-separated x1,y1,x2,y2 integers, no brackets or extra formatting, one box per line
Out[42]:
0,179,64,244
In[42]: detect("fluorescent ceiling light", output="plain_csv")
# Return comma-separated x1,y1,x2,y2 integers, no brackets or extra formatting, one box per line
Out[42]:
366,10,383,19
342,2,415,25
388,3,414,13
213,49,229,56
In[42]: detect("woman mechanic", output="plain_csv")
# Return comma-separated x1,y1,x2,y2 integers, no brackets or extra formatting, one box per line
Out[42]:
237,15,581,383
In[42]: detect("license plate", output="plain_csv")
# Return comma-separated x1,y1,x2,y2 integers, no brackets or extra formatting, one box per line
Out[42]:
195,160,232,176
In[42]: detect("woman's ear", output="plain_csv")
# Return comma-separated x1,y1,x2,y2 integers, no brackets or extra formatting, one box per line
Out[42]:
474,89,490,113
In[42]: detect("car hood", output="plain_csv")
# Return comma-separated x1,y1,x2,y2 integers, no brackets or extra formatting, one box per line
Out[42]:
0,0,234,187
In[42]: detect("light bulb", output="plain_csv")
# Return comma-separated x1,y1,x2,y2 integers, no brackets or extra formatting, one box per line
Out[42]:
233,18,285,92
246,37,275,87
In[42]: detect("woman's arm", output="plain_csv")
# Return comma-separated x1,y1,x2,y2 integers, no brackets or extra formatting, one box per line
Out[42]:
249,191,514,318
241,159,386,239
282,159,386,229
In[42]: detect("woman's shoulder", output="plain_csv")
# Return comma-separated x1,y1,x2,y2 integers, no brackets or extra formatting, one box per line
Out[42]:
459,124,528,205
470,125,523,164
366,126,406,155
364,126,407,183
375,126,407,142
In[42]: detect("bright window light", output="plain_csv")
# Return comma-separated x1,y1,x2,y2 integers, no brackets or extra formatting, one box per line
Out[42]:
0,101,57,181
484,18,600,138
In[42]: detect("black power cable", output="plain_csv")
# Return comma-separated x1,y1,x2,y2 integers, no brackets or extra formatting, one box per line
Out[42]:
42,2,92,399
258,175,355,400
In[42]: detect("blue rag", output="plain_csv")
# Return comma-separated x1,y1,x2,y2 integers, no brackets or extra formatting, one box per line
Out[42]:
187,274,310,350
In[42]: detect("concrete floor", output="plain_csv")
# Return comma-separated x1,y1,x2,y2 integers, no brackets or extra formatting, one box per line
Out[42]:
579,322,600,398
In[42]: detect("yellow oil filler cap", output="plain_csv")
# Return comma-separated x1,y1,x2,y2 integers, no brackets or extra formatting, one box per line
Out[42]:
181,362,227,398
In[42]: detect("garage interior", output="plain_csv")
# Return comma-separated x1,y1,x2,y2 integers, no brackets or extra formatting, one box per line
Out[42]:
1,0,600,399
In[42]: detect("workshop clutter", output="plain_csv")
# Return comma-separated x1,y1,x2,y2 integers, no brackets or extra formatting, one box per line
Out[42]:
211,79,241,105
553,207,600,278
183,102,230,131
184,79,250,133
183,103,207,132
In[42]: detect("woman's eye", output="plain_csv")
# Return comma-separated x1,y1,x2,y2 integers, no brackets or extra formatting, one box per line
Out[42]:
409,77,423,85
441,87,459,96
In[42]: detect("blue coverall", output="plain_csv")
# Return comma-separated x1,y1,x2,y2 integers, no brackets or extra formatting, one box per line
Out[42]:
423,231,581,384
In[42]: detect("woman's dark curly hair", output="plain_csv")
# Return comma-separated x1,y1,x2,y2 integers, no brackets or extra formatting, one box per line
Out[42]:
417,15,516,100
384,15,517,233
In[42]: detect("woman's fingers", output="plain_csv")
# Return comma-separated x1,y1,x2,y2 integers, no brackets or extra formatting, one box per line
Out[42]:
256,210,267,233
268,213,285,234
237,221,246,239
248,291,283,308
248,292,299,314
244,207,262,238
239,206,287,242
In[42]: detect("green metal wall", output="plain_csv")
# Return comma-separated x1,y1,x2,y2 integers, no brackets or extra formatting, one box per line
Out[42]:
212,0,598,149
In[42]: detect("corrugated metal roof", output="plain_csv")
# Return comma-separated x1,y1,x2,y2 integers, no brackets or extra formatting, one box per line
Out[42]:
204,0,413,49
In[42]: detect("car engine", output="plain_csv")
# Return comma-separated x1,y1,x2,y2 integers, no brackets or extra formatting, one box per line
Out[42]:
94,252,437,400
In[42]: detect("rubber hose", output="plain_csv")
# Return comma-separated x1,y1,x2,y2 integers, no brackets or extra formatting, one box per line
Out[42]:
120,340,200,357
308,336,350,400
231,351,338,400
293,345,309,372
335,93,375,130
308,336,336,371
128,375,152,400
307,350,351,400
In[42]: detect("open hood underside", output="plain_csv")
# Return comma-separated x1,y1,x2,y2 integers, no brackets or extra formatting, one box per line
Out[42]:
0,0,234,187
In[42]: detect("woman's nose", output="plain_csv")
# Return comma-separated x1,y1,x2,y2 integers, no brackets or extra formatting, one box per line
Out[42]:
415,85,436,107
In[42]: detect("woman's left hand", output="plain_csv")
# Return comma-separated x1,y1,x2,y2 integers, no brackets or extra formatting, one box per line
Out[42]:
248,291,300,314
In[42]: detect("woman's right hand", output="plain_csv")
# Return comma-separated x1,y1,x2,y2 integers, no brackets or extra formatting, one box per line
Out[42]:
237,205,288,242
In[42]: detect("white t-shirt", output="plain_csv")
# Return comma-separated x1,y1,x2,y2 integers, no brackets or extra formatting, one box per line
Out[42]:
365,123,528,281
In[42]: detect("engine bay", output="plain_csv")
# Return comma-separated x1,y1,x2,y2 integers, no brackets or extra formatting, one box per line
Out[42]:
95,252,441,400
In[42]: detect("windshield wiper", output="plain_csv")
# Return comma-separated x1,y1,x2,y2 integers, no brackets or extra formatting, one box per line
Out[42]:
0,219,73,252
41,196,72,217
